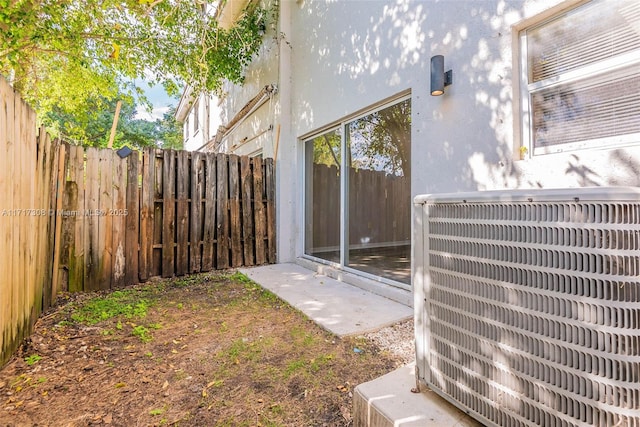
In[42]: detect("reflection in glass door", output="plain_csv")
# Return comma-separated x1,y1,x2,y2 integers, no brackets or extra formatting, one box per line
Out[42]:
304,128,342,263
346,99,411,284
303,97,411,285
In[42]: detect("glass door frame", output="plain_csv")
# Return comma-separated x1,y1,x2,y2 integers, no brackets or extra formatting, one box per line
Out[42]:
301,93,412,290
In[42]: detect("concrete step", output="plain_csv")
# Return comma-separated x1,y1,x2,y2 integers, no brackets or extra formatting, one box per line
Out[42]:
353,363,483,427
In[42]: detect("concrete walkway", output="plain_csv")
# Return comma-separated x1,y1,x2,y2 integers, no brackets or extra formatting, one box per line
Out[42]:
240,263,413,336
240,262,482,427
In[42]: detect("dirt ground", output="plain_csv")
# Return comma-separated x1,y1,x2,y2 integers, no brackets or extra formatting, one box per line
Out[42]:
0,271,406,427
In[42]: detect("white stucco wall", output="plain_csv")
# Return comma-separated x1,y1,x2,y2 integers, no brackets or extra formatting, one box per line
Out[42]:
218,0,640,265
286,0,640,217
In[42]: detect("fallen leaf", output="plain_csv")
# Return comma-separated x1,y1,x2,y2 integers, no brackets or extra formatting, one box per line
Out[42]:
103,413,113,424
115,382,126,388
162,381,169,390
202,388,207,398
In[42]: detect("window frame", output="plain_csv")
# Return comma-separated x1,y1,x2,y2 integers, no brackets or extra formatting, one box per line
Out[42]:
519,0,640,157
193,99,200,135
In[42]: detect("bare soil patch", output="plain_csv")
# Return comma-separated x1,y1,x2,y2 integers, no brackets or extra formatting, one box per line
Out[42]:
0,271,408,426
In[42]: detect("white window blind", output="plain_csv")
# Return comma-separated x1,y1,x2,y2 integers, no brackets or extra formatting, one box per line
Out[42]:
524,0,640,153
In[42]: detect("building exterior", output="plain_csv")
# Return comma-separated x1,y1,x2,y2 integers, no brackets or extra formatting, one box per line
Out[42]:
175,85,224,151
179,0,640,302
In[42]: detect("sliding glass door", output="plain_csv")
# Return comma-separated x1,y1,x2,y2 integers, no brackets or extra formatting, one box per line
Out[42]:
304,97,411,285
304,128,342,263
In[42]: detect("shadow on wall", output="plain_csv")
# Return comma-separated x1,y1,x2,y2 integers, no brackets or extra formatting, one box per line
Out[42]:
291,0,640,192
607,150,640,186
292,0,529,192
564,154,601,187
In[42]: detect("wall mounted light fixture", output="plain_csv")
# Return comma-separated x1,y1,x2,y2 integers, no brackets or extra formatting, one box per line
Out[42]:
430,55,452,96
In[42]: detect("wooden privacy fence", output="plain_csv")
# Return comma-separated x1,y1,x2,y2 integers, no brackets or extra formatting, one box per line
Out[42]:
0,75,276,367
0,78,60,366
58,146,276,292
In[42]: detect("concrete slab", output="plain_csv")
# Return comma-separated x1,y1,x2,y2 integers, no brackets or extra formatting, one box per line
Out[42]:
240,263,413,337
353,363,482,427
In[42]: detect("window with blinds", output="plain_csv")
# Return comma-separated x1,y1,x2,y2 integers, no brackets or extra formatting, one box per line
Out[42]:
523,0,640,155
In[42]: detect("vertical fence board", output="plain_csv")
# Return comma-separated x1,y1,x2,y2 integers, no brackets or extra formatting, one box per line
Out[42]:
11,94,21,340
153,150,163,277
265,158,276,263
33,127,43,295
176,151,189,275
22,100,36,321
98,149,113,290
13,96,22,338
33,128,49,316
84,148,100,291
33,128,48,315
0,81,8,361
216,154,230,269
162,150,176,277
0,80,15,364
240,156,255,266
125,153,140,285
68,145,85,292
253,157,266,265
229,155,242,267
111,153,126,288
60,151,75,292
139,148,154,282
51,143,66,297
45,139,60,303
190,152,203,272
201,154,216,271
40,134,56,301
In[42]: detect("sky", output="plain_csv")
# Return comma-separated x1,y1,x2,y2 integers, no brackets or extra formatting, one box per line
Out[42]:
134,80,179,121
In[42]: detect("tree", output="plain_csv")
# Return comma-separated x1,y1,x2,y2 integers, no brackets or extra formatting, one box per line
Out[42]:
155,107,183,150
347,99,411,176
0,0,265,133
47,95,183,149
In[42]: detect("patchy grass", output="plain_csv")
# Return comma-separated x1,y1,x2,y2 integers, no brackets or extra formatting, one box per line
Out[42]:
0,271,404,426
68,288,152,325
